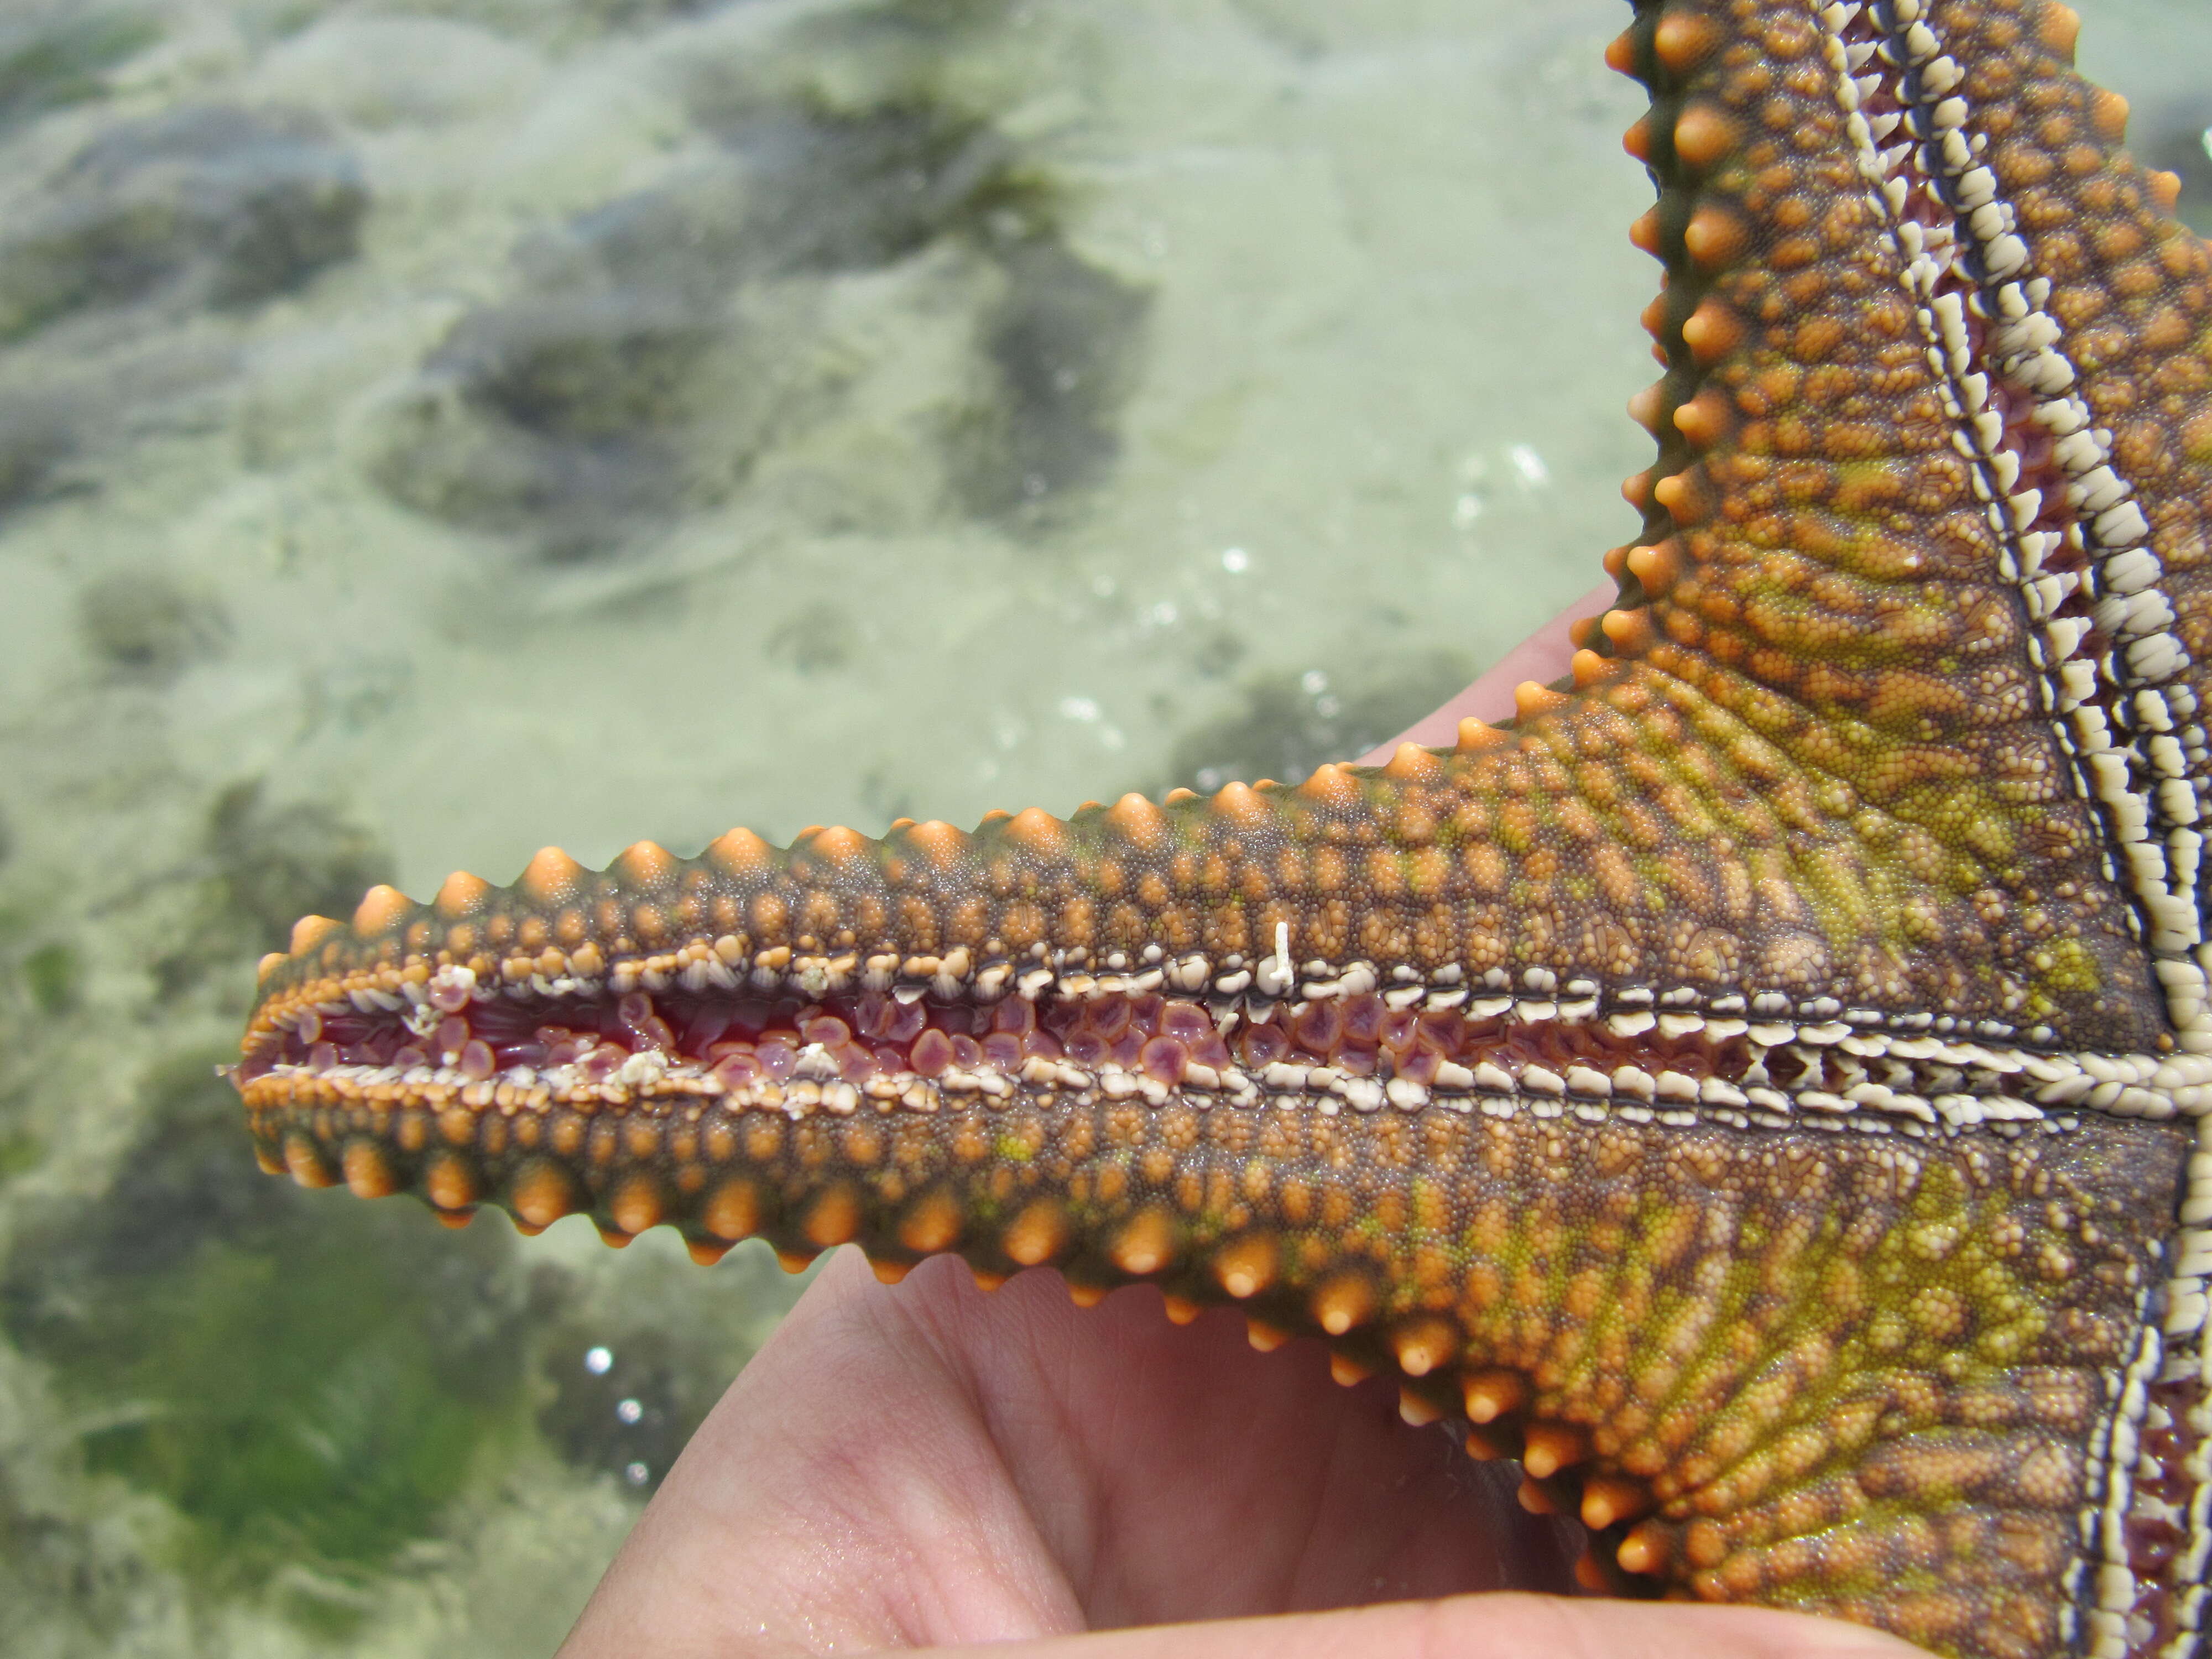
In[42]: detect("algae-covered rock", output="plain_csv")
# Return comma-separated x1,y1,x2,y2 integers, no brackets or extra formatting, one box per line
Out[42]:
0,1055,536,1593
0,5,158,137
0,105,367,341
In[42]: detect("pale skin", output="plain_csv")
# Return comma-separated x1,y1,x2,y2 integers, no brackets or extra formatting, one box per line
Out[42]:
557,585,1926,1659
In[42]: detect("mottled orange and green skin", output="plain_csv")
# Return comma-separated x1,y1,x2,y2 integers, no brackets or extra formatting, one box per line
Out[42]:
235,2,2212,1656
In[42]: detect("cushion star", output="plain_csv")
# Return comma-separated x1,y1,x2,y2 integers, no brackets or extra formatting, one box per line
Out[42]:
230,2,2212,1655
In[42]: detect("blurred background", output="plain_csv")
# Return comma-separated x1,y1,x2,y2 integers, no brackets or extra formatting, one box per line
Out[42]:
0,0,2201,1651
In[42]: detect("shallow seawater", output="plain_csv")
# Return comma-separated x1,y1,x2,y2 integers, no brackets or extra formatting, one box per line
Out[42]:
0,0,2201,1651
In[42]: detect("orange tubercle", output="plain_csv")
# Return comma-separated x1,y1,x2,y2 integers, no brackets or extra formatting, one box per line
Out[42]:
1627,382,1667,435
1652,11,1719,72
1110,1208,1177,1276
1601,607,1655,654
609,1176,664,1237
1246,1318,1290,1353
2091,87,2128,140
1004,1198,1068,1266
1521,1422,1587,1480
1104,792,1168,847
1616,1522,1670,1576
686,1238,732,1267
617,839,677,889
1512,681,1567,721
1212,780,1270,825
1628,206,1663,258
520,845,586,903
423,1151,477,1211
434,870,491,918
1382,743,1442,782
802,1186,862,1250
1462,1369,1525,1424
289,914,342,956
351,884,414,936
284,1134,334,1188
1625,539,1678,594
706,827,774,875
1006,806,1066,851
1298,761,1361,807
1398,1387,1444,1426
513,1162,577,1229
1329,1352,1373,1388
1672,387,1731,448
1652,470,1703,523
1580,1476,1650,1532
1214,1234,1277,1298
2038,1,2080,56
806,825,869,862
1671,103,1736,170
1312,1274,1373,1335
342,1140,399,1199
1681,298,1740,363
906,820,969,868
1682,207,1745,270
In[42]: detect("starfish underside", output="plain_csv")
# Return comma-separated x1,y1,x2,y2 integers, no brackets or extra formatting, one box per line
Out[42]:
233,1,2212,1654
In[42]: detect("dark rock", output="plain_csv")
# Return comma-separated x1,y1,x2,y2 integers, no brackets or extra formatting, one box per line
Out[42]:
76,564,229,683
946,236,1148,521
0,105,366,340
0,6,158,137
1164,649,1479,796
0,1053,537,1589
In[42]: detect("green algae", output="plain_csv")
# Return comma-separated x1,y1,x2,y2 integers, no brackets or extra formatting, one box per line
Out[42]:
0,8,159,136
1,1053,536,1594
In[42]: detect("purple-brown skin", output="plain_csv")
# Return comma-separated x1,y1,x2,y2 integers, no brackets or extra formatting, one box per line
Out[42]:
236,1,2212,1654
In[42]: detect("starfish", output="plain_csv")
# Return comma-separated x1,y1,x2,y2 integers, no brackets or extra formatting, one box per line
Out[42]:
232,1,2212,1655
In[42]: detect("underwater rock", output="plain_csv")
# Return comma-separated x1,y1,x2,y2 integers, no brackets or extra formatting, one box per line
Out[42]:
0,105,367,341
0,4,158,137
1165,649,1480,797
0,1054,536,1587
76,564,229,684
945,236,1148,522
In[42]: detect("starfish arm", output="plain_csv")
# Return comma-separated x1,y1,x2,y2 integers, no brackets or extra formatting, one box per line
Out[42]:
231,2,2212,1656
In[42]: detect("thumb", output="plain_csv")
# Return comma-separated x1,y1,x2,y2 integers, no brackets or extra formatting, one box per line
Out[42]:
942,1592,1928,1659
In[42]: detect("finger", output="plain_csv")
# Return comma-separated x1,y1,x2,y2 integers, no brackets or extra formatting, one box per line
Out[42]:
933,1591,1930,1659
559,1253,1575,1658
1357,578,1614,763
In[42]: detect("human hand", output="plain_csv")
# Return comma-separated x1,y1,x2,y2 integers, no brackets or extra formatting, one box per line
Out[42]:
556,1252,1921,1659
555,590,1924,1659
